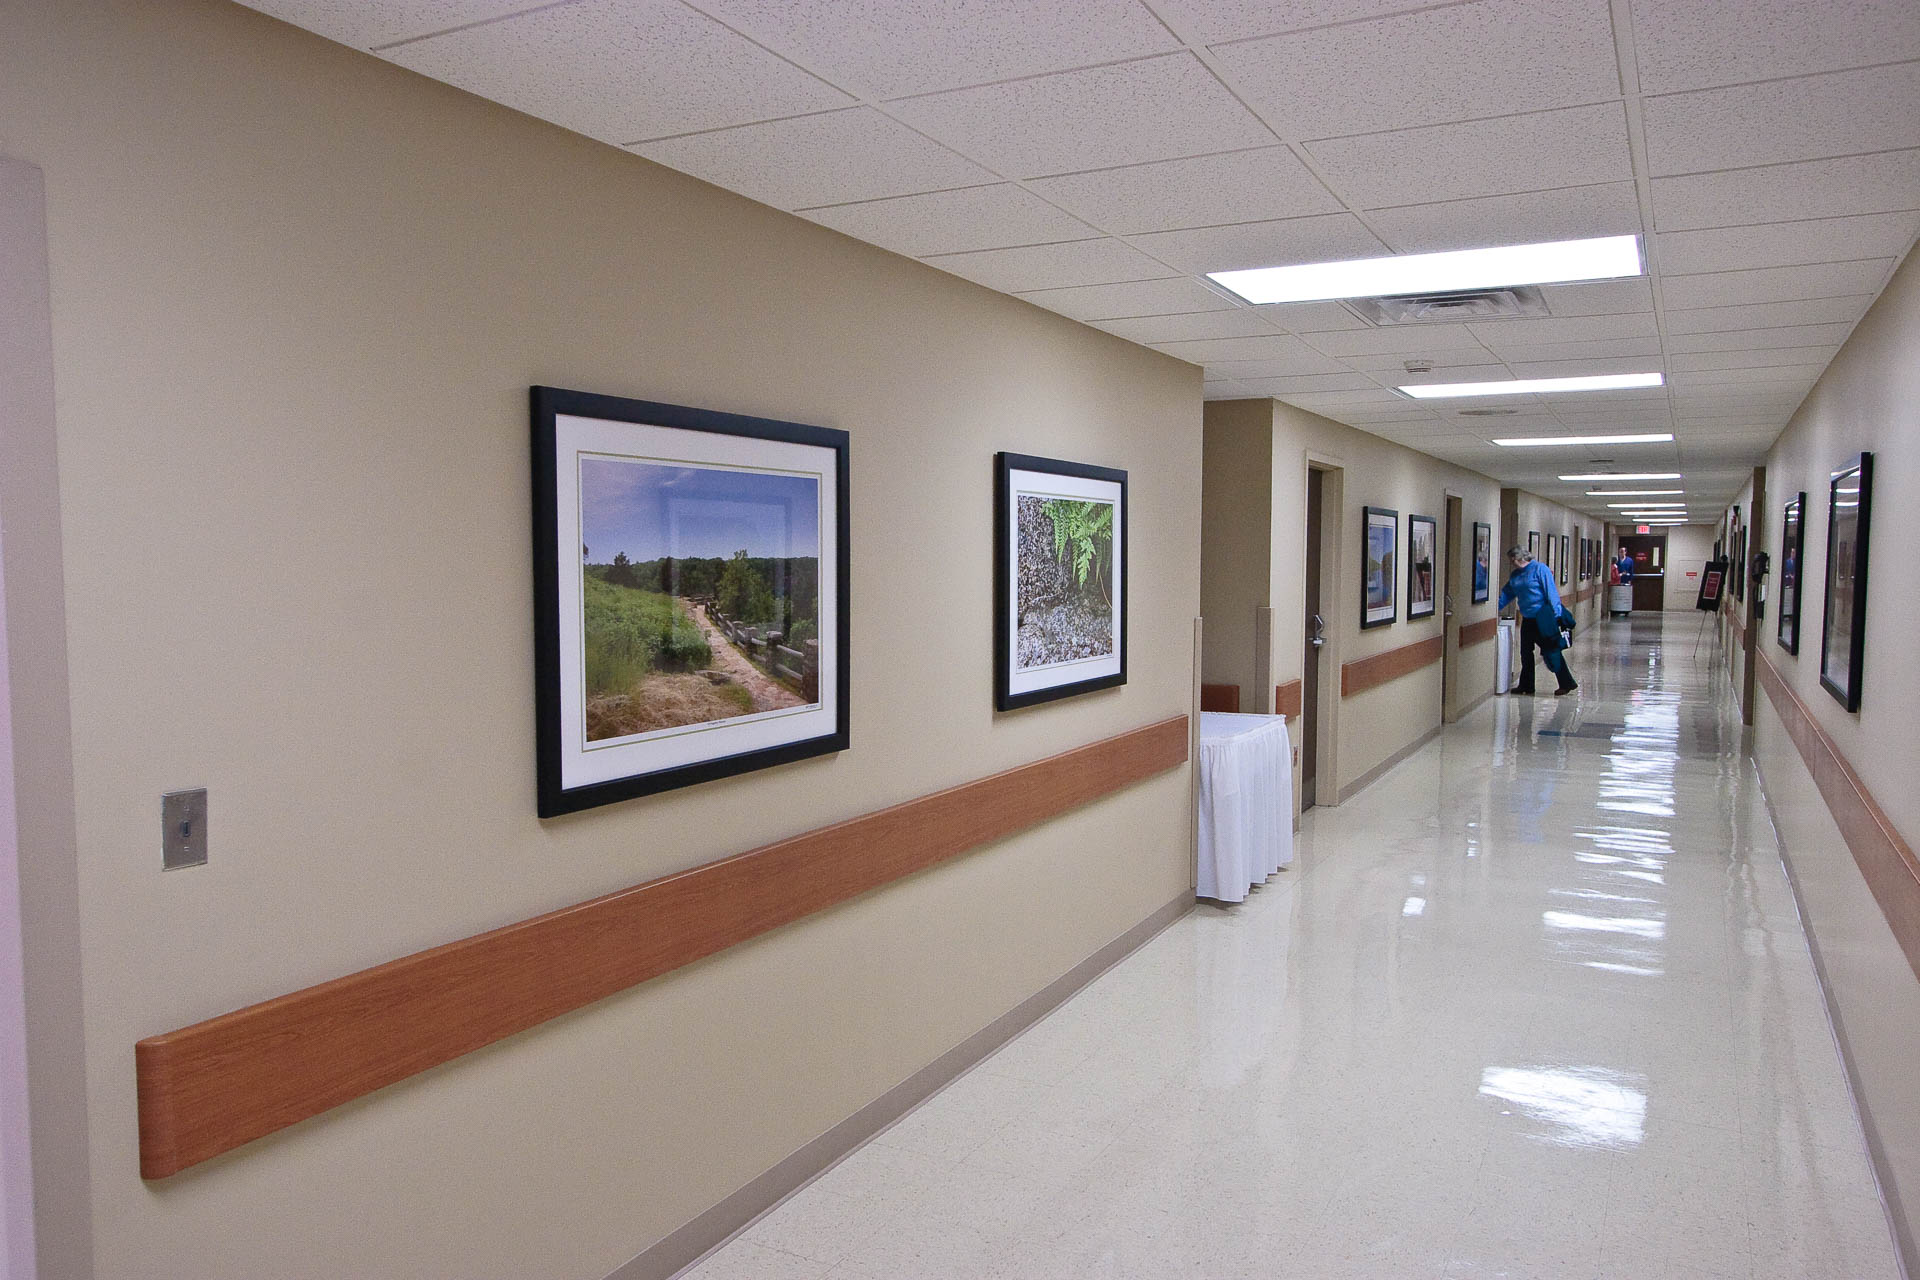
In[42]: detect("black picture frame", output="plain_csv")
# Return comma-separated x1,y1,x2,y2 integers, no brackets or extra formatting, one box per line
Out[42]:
1561,534,1571,586
1363,506,1398,629
1471,522,1491,604
1528,530,1540,563
1819,454,1873,712
1407,514,1438,620
995,452,1127,711
1777,492,1806,654
1732,507,1746,602
531,386,850,817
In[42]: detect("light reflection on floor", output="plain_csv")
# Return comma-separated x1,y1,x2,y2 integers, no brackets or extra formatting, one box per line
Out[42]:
687,616,1899,1280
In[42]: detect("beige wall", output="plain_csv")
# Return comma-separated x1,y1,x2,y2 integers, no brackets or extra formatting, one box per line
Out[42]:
0,3,1203,1278
1199,402,1275,710
1743,247,1920,1265
1662,525,1716,610
1202,399,1504,800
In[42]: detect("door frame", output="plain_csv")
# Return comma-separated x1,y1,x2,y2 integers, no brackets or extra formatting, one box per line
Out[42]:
1302,458,1343,807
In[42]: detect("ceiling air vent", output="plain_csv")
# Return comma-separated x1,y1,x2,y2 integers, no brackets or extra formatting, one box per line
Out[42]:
1347,285,1550,326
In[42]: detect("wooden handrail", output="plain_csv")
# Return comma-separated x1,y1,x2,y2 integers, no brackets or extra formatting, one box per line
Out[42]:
136,716,1190,1178
1341,636,1444,698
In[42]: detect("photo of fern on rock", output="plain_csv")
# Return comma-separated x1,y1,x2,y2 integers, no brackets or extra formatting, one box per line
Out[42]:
1015,494,1116,670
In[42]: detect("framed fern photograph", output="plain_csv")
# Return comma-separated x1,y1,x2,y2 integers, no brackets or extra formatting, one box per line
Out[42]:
994,452,1127,711
533,386,850,816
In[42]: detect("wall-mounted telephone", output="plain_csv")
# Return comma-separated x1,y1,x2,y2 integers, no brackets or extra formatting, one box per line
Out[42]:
1751,550,1770,581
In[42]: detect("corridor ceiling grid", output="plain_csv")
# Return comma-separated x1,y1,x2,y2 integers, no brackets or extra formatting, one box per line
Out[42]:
245,0,1920,522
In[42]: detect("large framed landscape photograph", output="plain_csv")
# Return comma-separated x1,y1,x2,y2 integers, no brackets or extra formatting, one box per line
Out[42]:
532,387,850,816
1820,454,1873,712
1407,514,1437,620
1363,507,1398,629
995,453,1126,711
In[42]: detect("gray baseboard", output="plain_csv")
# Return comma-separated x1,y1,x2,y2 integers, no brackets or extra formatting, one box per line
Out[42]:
607,890,1195,1280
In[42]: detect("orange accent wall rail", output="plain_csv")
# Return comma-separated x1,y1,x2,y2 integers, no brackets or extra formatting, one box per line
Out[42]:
1753,651,1920,979
1459,617,1499,648
1341,636,1444,698
135,716,1190,1180
1275,680,1302,719
1199,683,1241,713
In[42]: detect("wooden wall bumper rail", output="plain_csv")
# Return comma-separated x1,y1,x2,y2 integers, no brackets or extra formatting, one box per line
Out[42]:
1458,618,1499,649
1753,652,1920,978
1341,636,1443,698
136,716,1190,1179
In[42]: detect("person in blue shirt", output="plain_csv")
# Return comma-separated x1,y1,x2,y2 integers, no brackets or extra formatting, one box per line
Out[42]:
1500,546,1578,696
1615,547,1636,583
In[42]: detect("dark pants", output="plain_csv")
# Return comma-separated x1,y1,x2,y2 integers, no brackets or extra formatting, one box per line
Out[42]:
1518,617,1577,694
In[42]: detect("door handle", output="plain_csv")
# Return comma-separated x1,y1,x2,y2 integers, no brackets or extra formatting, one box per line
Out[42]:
1308,613,1325,649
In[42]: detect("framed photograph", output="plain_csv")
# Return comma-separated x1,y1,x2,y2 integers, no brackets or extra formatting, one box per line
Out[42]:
1561,534,1571,585
1731,507,1745,601
1471,522,1491,604
995,453,1126,711
1407,514,1437,620
1528,530,1540,563
1543,533,1553,577
1777,492,1806,654
531,386,849,817
1820,454,1873,712
1363,507,1398,629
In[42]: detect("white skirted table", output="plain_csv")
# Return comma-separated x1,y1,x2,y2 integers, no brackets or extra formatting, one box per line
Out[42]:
1197,712,1294,903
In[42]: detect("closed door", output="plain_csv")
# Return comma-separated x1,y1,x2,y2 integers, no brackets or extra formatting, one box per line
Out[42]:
1302,468,1324,809
1622,534,1667,610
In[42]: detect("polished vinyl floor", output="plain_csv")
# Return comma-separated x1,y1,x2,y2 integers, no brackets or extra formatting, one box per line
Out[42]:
686,615,1900,1279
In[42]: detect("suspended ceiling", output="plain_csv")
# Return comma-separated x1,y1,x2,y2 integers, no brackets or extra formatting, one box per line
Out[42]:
239,0,1920,524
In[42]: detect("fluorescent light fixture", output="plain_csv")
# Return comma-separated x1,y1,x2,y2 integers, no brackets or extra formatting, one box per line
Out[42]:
1607,501,1684,508
1492,431,1674,447
1586,489,1683,496
1402,373,1665,399
1208,234,1641,305
1560,472,1681,482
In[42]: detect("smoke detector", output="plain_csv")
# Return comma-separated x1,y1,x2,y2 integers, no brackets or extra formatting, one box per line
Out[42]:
1404,359,1434,374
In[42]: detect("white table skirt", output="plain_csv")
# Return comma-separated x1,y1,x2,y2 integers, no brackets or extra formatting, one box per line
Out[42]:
1197,712,1294,903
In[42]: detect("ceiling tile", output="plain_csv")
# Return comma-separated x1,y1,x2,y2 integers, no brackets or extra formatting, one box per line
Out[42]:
1651,150,1920,231
1365,183,1643,254
1233,372,1384,394
1468,313,1661,345
1642,63,1920,177
797,184,1096,256
690,0,1180,98
1542,277,1656,316
1149,0,1438,43
1654,213,1920,276
382,0,850,145
1477,337,1665,363
1663,296,1872,334
889,54,1274,177
1024,147,1343,236
1389,363,1522,384
1306,104,1633,209
1201,348,1359,377
1152,333,1347,368
1506,357,1672,379
240,0,547,46
1202,379,1258,399
1129,213,1387,274
1256,299,1371,332
1669,367,1822,388
633,108,992,208
1213,0,1619,139
1663,323,1858,354
1661,259,1893,310
1093,309,1279,343
923,238,1177,291
1341,353,1503,373
1299,323,1481,357
1668,346,1840,372
1016,276,1239,320
1629,0,1920,95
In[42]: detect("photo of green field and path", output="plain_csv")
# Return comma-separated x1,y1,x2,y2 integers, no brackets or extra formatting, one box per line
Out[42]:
580,457,821,743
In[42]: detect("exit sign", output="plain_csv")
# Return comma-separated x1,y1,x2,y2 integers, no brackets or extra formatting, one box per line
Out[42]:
1637,524,1651,533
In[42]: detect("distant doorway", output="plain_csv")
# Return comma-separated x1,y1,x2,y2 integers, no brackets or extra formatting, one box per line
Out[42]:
1442,495,1462,721
1302,468,1325,809
1620,534,1668,611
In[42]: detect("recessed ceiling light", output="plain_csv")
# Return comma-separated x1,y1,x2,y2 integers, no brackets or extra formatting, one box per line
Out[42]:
1606,501,1685,508
1586,489,1684,496
1207,234,1642,305
1401,373,1665,399
1560,472,1681,482
1492,432,1674,447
